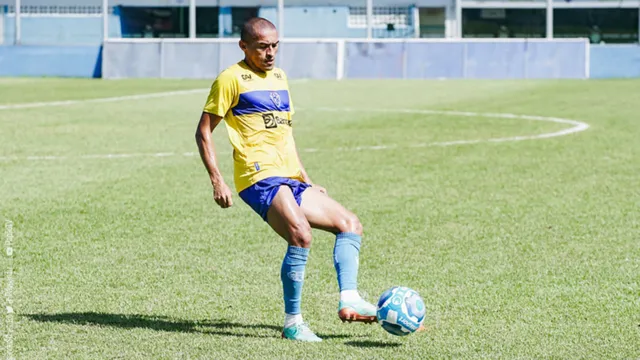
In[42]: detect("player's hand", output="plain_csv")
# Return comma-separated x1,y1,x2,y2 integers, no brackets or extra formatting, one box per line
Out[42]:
213,182,233,208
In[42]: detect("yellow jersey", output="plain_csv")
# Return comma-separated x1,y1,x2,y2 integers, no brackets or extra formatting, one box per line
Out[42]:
203,61,303,192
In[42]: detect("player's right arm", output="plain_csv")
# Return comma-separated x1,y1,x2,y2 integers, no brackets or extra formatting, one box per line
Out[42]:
195,112,233,208
195,70,238,209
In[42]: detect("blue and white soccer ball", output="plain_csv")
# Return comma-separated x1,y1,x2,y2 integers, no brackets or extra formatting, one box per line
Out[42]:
376,286,425,336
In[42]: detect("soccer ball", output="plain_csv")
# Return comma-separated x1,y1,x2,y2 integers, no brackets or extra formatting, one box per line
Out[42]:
376,286,425,336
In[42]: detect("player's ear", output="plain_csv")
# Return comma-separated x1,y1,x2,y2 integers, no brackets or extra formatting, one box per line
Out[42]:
239,40,247,52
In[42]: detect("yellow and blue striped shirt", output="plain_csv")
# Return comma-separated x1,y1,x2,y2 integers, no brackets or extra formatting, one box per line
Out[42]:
203,61,303,192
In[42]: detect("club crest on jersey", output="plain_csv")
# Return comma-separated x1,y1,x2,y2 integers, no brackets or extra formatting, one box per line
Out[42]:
270,91,282,107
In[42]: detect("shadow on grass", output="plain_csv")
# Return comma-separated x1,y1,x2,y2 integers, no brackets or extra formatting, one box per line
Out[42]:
344,340,402,348
24,312,354,339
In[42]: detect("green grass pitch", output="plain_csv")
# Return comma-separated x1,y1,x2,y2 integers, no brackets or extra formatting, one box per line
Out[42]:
0,78,638,359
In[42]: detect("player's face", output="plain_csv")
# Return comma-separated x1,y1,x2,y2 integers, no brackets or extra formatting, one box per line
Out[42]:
241,28,279,72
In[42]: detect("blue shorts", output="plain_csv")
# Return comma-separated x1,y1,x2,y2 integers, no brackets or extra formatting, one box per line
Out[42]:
239,176,311,222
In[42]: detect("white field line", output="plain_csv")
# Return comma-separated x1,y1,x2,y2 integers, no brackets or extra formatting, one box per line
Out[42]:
310,107,590,150
0,79,309,111
0,107,590,162
0,89,209,111
0,88,590,161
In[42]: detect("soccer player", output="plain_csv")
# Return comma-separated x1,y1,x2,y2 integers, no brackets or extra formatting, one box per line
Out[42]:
194,17,376,342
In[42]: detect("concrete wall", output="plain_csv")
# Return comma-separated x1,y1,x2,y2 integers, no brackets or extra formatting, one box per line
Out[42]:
0,45,102,77
101,40,589,79
0,43,638,79
590,45,640,78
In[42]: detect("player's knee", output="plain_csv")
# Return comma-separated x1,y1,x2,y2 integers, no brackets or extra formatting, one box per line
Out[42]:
338,213,363,236
288,220,313,248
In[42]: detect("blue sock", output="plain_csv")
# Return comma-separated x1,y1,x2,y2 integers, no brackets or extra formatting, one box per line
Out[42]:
333,232,361,292
281,246,309,315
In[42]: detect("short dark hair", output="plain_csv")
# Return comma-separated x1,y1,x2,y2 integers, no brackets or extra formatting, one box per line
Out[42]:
240,17,276,43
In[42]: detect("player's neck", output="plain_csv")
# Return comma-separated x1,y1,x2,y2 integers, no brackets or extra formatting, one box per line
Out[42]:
242,58,268,75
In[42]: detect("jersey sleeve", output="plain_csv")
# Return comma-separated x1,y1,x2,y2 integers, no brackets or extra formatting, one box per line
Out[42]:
203,70,238,118
289,91,295,116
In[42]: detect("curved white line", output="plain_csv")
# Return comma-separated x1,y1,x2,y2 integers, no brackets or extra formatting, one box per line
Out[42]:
0,108,589,161
307,107,590,151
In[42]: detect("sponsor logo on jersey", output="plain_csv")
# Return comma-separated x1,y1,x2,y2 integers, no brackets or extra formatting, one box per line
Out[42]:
262,113,292,128
262,113,277,129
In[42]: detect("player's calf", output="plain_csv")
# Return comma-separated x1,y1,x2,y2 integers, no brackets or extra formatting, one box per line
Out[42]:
332,231,378,324
265,186,316,337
